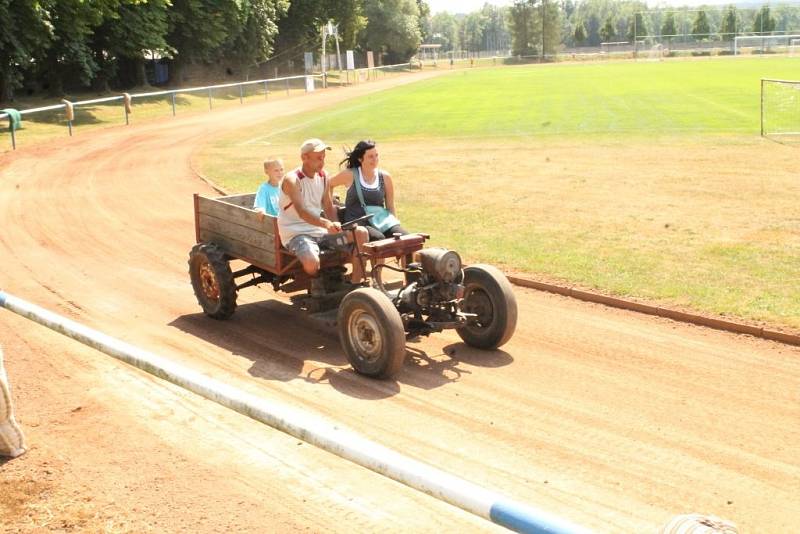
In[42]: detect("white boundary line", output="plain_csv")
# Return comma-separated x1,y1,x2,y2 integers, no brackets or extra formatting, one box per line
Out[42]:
0,290,591,534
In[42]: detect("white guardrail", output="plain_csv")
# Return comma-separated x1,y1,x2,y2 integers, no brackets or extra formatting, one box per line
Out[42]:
0,290,591,534
0,61,421,150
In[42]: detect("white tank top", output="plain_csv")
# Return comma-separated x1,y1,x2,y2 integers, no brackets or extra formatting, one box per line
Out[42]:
277,167,328,244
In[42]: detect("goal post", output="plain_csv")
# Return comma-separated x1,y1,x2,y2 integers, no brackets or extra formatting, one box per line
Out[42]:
761,78,800,137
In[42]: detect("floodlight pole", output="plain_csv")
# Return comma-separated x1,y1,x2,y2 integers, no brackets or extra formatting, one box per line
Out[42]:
321,23,328,88
541,0,546,62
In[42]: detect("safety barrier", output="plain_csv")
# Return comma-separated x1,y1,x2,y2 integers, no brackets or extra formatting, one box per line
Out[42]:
0,289,591,534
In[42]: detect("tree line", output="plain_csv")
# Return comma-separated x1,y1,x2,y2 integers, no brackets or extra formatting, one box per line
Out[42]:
0,0,428,102
2,1,798,103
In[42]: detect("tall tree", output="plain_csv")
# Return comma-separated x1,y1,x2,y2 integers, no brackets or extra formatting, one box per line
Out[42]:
40,0,109,95
462,11,487,51
363,0,422,64
574,20,587,45
661,12,677,44
627,12,646,42
508,0,536,56
720,5,738,41
600,16,615,43
167,0,240,83
417,0,431,42
331,0,368,50
91,0,171,90
480,4,510,52
223,0,289,78
538,0,561,58
429,11,459,51
0,0,52,102
691,10,711,41
753,5,775,35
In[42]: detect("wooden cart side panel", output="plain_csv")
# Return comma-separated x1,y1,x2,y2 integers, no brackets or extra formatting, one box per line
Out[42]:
197,196,274,235
198,229,276,268
218,193,256,208
196,195,279,270
198,215,276,251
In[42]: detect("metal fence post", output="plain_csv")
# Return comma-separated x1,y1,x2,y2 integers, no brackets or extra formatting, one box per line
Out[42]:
171,93,177,116
285,78,290,96
264,80,268,99
760,79,765,137
208,88,213,110
239,84,244,104
10,126,16,150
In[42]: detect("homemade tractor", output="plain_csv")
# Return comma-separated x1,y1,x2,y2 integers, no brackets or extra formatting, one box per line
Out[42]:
189,193,517,379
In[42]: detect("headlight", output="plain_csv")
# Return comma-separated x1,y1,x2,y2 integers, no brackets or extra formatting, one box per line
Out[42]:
415,248,462,283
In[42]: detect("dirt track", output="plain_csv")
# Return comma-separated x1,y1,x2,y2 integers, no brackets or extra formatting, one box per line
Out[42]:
1,71,799,533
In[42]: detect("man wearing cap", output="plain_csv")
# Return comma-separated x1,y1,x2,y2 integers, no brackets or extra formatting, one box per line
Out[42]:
278,138,368,285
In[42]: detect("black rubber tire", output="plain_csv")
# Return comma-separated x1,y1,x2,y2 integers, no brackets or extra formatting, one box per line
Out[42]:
456,264,517,349
337,288,406,379
188,243,237,319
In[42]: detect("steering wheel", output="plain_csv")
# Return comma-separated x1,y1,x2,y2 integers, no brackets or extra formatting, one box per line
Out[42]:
340,213,373,230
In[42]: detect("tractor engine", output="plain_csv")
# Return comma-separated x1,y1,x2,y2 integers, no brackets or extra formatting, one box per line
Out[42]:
396,248,464,316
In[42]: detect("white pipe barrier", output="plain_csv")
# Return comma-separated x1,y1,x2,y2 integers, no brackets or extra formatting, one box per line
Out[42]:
0,290,591,534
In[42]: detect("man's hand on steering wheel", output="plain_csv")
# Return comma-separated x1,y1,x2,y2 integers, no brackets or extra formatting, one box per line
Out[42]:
323,219,342,234
340,213,373,231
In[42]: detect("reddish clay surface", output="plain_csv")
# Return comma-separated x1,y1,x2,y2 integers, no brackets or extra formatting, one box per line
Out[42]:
1,72,799,533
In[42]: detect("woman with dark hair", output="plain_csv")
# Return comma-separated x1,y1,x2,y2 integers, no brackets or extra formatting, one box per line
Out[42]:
327,140,408,241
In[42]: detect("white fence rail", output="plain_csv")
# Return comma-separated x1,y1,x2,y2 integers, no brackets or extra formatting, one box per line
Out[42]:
1,64,426,150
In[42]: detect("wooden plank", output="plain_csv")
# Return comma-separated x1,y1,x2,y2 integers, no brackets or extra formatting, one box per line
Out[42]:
193,194,200,243
218,193,256,208
199,229,277,268
197,195,276,235
199,214,275,250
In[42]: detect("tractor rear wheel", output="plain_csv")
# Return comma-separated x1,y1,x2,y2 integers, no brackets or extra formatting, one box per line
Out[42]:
188,243,237,319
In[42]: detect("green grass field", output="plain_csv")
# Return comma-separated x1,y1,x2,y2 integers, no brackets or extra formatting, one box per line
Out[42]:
217,56,800,146
204,57,800,330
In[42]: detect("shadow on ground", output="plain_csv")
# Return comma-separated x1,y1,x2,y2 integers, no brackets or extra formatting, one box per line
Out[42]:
169,298,513,398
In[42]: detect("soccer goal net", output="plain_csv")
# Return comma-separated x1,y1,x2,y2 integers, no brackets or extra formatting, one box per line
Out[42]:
600,41,629,58
761,78,800,137
648,44,664,61
735,34,800,55
790,38,800,57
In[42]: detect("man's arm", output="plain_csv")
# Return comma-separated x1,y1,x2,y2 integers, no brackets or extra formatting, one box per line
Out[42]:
282,175,339,232
322,183,338,222
324,169,354,222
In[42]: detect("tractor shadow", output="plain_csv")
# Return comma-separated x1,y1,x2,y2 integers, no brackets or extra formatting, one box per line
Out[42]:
170,299,512,399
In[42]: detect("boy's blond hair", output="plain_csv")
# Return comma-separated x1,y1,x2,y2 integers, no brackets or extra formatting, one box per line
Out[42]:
263,157,282,171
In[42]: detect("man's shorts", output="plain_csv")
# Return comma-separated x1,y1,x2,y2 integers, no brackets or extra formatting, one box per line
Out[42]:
286,233,350,263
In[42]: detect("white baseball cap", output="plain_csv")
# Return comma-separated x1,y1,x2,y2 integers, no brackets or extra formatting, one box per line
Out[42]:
300,138,331,154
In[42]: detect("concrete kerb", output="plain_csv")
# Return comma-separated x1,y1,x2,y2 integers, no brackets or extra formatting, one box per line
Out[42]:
507,276,800,348
0,290,591,534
